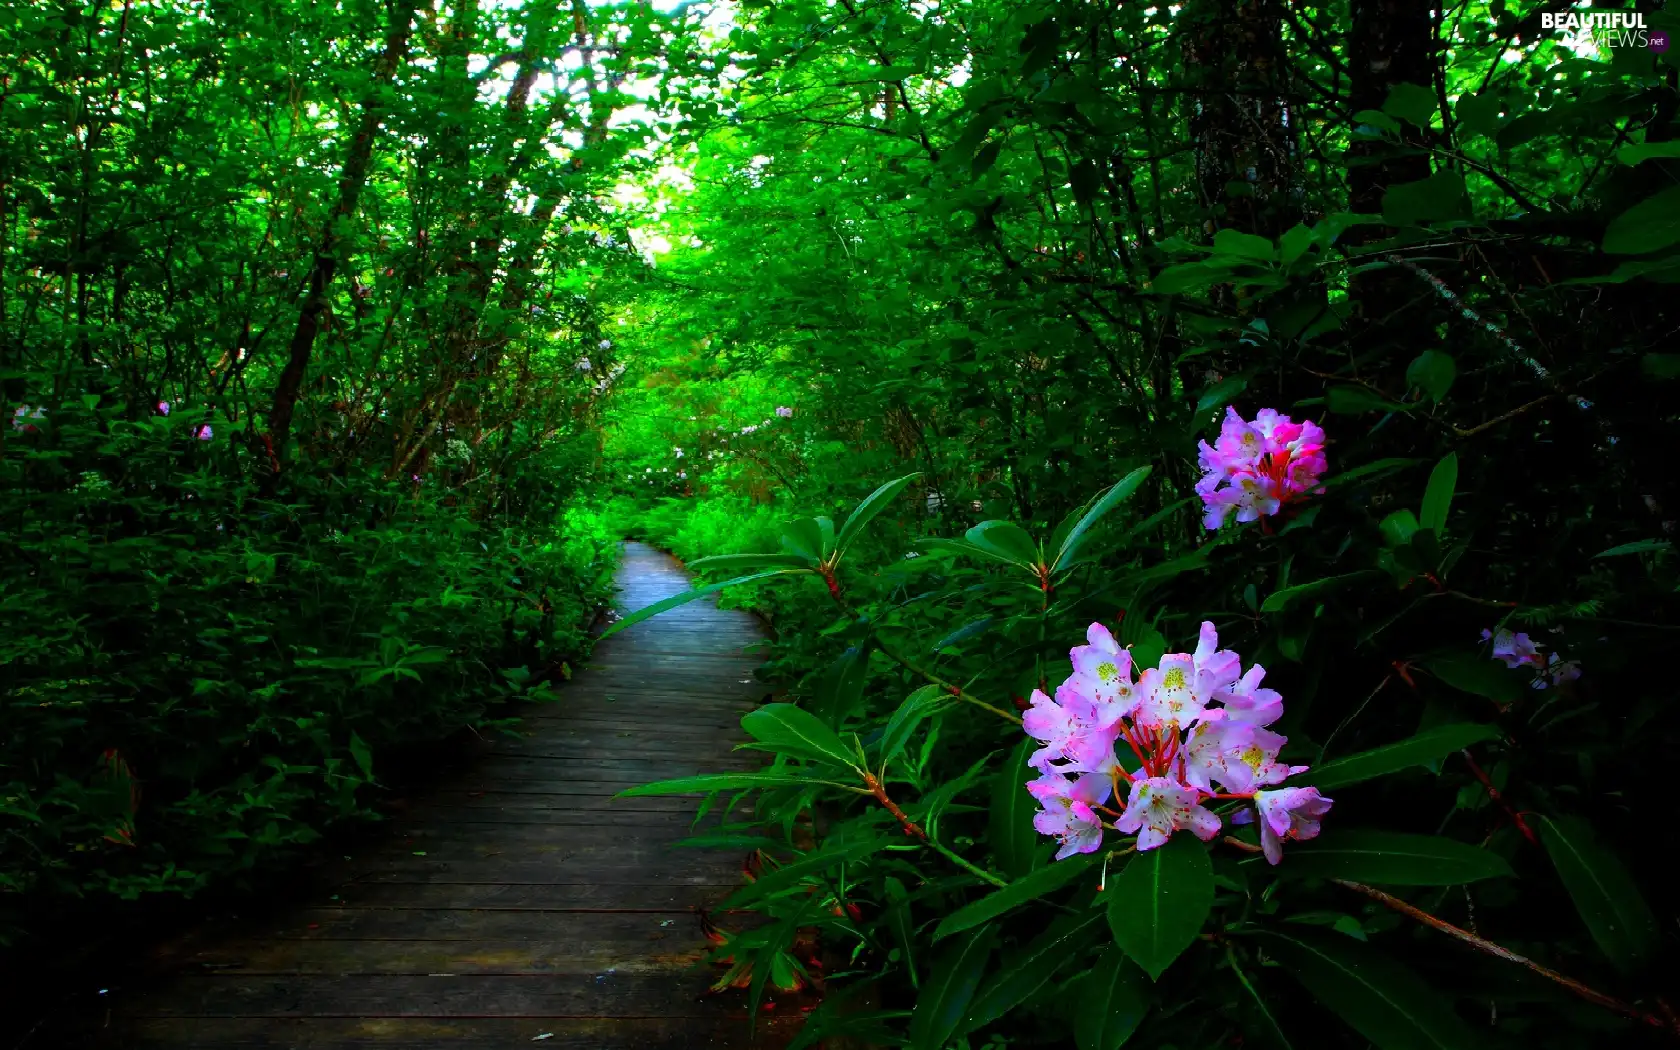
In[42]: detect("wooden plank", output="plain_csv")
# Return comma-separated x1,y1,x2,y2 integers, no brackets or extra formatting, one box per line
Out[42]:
131,972,740,1018
323,882,740,911
104,1015,799,1050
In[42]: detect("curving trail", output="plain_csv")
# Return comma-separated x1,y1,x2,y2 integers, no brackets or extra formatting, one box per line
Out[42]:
96,542,793,1049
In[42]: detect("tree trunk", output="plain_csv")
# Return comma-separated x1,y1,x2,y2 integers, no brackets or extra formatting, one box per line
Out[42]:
267,0,417,470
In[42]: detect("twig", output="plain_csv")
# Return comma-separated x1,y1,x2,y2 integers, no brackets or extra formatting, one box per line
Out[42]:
1332,879,1677,1037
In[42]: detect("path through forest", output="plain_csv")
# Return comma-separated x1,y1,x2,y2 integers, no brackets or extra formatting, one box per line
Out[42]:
89,542,795,1049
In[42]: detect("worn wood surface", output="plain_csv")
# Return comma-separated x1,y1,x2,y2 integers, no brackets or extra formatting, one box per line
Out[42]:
91,542,794,1049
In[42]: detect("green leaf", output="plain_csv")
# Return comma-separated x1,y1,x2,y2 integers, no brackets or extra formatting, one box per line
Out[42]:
1121,619,1168,671
1594,539,1672,558
1195,376,1249,415
687,552,815,572
614,771,839,798
1326,385,1412,415
1275,831,1513,885
1075,947,1150,1050
1306,724,1497,790
816,644,873,728
1405,351,1455,402
781,517,831,562
1644,352,1680,378
884,877,919,988
1381,82,1438,128
1604,184,1680,255
879,686,947,770
1260,930,1477,1050
1260,571,1380,613
1070,158,1101,207
721,836,890,910
1051,466,1153,573
989,740,1042,879
835,473,919,561
1618,140,1680,165
1213,228,1275,261
348,731,374,781
934,851,1101,941
1423,651,1525,705
964,519,1041,570
600,569,812,638
972,139,1003,177
740,703,864,770
908,926,997,1050
1379,510,1420,548
1106,836,1213,980
931,617,995,653
965,910,1104,1030
1382,171,1471,227
1536,816,1659,973
1325,457,1423,488
1278,224,1314,265
1419,453,1457,536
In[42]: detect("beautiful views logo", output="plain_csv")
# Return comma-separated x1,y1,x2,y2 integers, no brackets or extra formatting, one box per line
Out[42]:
1538,9,1670,51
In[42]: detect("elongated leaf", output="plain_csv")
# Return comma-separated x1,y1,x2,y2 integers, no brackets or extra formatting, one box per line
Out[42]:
1075,947,1150,1050
740,703,864,771
879,685,947,770
720,836,889,910
884,877,919,988
934,850,1100,942
1260,571,1381,613
688,552,815,572
908,926,997,1050
816,644,873,729
963,519,1041,570
1260,930,1477,1050
615,771,836,798
1324,457,1423,489
600,569,811,638
1305,724,1497,790
1275,831,1512,885
965,910,1104,1030
1594,539,1672,558
836,473,920,560
1537,816,1658,973
988,739,1041,879
781,517,830,562
1052,467,1153,573
1419,453,1457,536
1106,836,1213,980
931,617,994,653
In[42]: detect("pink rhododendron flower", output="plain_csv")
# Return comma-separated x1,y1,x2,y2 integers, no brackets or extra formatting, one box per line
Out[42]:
1197,407,1327,529
1482,628,1542,669
157,400,170,416
775,405,793,418
1028,769,1111,859
1023,620,1328,864
194,424,213,440
1249,787,1334,865
1116,776,1221,851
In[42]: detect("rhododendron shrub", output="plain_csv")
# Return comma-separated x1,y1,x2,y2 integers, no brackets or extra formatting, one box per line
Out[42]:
1025,621,1330,863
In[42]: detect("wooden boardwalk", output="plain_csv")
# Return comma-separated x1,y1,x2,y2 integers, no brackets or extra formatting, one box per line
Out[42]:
95,542,795,1049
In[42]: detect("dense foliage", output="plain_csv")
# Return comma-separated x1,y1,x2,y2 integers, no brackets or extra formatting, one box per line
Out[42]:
0,0,711,942
603,0,1680,1048
5,0,1679,1045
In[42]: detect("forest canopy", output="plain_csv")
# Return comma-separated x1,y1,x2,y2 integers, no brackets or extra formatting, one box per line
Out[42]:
3,0,1678,1047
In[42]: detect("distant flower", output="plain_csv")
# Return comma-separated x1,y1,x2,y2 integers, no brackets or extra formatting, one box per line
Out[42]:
599,339,612,351
775,405,793,418
575,357,592,372
673,447,684,458
1197,407,1327,530
1482,628,1542,669
194,424,213,440
12,404,46,432
157,401,170,416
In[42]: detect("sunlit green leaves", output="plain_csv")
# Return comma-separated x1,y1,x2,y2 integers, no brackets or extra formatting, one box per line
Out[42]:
739,703,863,771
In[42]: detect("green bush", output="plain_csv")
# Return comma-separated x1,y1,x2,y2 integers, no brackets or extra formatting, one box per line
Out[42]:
1,407,616,928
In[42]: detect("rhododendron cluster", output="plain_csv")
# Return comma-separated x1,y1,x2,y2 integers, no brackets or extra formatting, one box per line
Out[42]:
1024,621,1330,864
1197,407,1327,529
1481,628,1582,689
